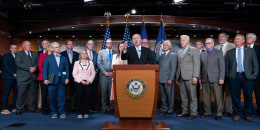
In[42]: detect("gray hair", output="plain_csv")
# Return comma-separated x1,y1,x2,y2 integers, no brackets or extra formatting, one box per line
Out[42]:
163,40,172,48
246,33,257,39
132,33,141,39
205,38,215,44
219,32,229,39
51,42,60,48
235,34,245,40
180,35,190,41
87,40,94,44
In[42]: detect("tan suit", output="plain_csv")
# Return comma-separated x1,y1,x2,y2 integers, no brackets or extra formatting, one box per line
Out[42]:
214,42,235,114
176,45,200,116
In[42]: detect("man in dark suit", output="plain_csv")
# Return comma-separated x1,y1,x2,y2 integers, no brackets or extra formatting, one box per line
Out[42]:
226,34,259,122
121,34,153,64
97,39,116,114
60,40,79,111
1,44,17,114
86,40,99,112
246,33,260,116
141,39,157,64
43,42,69,119
159,40,177,116
200,38,225,120
15,41,39,115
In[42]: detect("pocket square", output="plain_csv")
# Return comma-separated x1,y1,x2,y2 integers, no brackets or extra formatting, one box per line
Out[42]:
62,72,66,75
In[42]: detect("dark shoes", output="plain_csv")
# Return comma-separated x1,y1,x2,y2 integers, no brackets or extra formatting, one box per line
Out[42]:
232,116,241,121
215,116,222,120
16,111,22,115
42,110,49,115
102,109,107,114
200,114,210,118
89,107,98,113
223,112,232,117
187,115,197,120
29,109,40,113
164,112,174,116
176,113,189,117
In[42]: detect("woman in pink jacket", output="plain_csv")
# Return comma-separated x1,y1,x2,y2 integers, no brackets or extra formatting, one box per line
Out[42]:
72,50,95,119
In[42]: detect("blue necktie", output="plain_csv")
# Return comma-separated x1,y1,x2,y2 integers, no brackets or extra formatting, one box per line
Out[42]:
109,50,112,62
237,48,243,72
162,53,166,60
136,47,141,59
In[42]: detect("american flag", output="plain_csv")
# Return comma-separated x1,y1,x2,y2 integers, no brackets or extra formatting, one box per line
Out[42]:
101,24,111,49
123,24,132,47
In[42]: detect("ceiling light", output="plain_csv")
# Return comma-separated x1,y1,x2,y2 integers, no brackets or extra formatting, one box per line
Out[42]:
84,0,93,2
174,0,183,3
131,9,136,14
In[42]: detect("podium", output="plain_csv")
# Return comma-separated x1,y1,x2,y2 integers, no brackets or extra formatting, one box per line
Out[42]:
102,65,170,130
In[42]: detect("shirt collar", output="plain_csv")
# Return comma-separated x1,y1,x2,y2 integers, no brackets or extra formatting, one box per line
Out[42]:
66,50,72,54
165,50,170,55
54,53,61,57
236,46,244,50
207,48,214,53
248,43,254,48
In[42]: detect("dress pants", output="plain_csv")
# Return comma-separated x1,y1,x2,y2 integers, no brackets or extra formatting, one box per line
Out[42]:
75,82,91,115
230,74,254,117
159,83,175,113
179,78,198,116
90,78,99,109
254,80,260,114
39,81,49,112
48,78,66,115
16,79,37,112
202,78,224,116
68,77,76,110
222,79,233,113
2,79,17,110
99,74,114,110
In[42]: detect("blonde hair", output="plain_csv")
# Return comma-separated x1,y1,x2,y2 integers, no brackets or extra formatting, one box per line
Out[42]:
45,43,52,51
79,50,89,60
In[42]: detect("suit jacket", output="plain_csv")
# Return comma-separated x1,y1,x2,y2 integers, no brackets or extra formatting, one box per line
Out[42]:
214,42,235,57
38,50,44,56
159,52,177,83
2,53,17,80
97,49,116,75
89,50,99,81
0,55,3,76
121,46,153,64
43,54,69,85
37,52,48,81
252,45,260,80
60,50,79,79
15,50,38,82
176,46,200,80
200,49,225,83
225,47,259,80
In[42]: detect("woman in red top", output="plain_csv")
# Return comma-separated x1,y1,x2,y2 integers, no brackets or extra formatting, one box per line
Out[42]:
37,43,53,115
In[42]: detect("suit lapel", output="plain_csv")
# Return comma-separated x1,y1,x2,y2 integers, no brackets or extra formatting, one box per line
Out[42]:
182,46,191,60
22,50,31,65
201,51,207,65
51,54,59,69
163,52,170,62
243,47,247,66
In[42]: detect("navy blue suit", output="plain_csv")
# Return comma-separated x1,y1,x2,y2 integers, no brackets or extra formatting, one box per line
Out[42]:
43,54,69,115
2,53,17,110
88,50,99,109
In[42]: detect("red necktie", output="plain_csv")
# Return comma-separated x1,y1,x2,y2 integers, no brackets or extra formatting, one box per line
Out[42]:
207,53,210,64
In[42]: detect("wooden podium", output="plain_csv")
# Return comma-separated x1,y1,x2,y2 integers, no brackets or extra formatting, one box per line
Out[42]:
102,65,170,130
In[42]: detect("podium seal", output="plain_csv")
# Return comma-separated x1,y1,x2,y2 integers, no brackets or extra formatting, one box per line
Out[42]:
126,78,146,99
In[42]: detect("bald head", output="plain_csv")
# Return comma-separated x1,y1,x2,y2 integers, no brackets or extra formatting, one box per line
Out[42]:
23,41,31,51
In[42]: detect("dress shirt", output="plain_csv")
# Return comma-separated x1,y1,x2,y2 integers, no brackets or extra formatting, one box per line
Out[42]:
236,46,244,72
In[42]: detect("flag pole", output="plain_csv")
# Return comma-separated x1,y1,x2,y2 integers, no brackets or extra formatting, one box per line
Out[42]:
104,11,111,26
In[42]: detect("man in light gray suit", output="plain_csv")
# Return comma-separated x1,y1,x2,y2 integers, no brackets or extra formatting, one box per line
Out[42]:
97,39,116,114
200,38,225,120
214,32,235,116
159,40,177,116
15,41,39,115
176,35,200,120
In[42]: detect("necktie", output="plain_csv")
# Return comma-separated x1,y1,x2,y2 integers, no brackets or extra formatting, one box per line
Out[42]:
68,52,72,64
237,48,243,72
89,51,92,61
109,50,112,62
162,53,166,60
219,45,223,52
137,47,141,59
181,49,185,60
207,52,211,64
27,51,32,60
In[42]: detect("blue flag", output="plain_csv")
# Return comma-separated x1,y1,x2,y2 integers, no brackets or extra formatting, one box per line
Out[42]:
154,20,167,62
101,24,111,49
141,22,148,40
123,24,132,47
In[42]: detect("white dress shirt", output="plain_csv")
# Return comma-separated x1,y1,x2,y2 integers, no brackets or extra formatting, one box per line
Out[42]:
219,41,228,55
247,43,254,48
